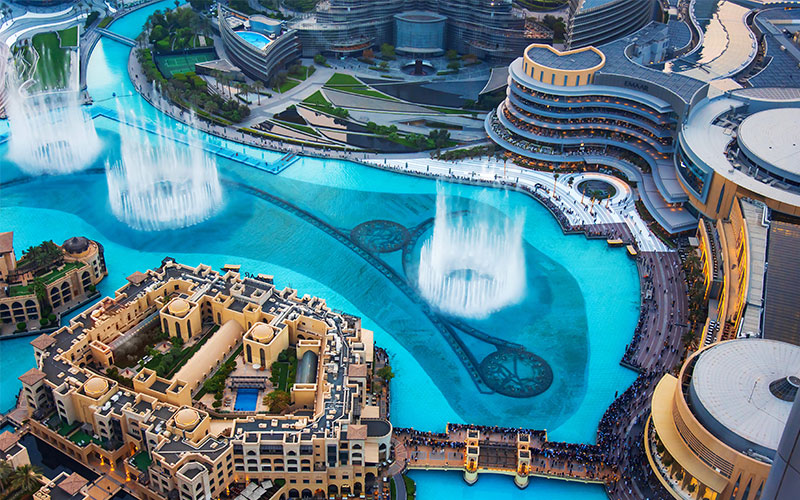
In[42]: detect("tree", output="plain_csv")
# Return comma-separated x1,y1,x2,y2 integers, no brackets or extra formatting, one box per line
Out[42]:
378,61,389,70
447,61,460,71
553,172,559,196
10,465,42,496
314,54,326,66
266,390,291,413
376,365,394,382
253,80,264,105
380,43,395,59
445,49,458,60
0,461,13,493
32,276,49,314
362,48,374,61
428,129,451,149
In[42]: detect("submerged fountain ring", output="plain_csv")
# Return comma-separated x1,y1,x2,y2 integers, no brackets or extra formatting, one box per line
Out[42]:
350,220,410,253
479,349,553,398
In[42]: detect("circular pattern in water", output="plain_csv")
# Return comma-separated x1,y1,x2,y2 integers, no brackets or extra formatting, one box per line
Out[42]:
350,219,410,253
577,179,616,200
479,349,554,398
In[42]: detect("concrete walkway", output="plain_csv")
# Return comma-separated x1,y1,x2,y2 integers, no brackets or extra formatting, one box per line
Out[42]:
366,155,671,253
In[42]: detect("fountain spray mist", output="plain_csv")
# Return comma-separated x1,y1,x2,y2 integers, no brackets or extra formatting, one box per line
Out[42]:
106,100,223,231
418,188,526,319
5,48,101,174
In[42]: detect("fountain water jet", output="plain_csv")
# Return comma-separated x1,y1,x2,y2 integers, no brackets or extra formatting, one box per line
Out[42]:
4,50,101,175
106,102,223,231
417,189,526,319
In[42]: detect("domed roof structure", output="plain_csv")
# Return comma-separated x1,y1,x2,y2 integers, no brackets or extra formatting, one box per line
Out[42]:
174,408,200,429
251,323,273,343
84,377,109,398
62,236,91,255
168,299,191,317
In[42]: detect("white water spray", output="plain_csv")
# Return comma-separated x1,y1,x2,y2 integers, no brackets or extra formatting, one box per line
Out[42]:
5,49,101,174
106,102,223,231
417,190,526,319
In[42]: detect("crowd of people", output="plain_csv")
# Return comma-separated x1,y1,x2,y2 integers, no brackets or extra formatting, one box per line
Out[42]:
446,422,547,441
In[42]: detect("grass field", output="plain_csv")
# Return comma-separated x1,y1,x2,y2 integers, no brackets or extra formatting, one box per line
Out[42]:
31,31,70,89
325,73,362,86
302,90,329,106
326,85,397,101
58,26,78,47
155,52,215,78
273,79,299,93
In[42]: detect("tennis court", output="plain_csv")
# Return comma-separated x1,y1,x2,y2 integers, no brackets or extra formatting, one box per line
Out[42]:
155,51,216,78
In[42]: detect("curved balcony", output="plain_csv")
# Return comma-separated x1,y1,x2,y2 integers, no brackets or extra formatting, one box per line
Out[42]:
508,82,672,124
507,91,674,138
498,103,672,160
506,100,674,149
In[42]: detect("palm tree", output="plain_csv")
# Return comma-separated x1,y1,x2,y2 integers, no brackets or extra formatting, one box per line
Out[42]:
552,172,559,197
253,80,264,105
10,464,43,495
0,461,14,493
567,177,574,189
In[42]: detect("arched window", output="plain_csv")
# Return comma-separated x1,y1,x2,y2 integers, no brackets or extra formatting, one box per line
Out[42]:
175,322,181,338
81,271,92,289
246,344,252,363
60,282,72,302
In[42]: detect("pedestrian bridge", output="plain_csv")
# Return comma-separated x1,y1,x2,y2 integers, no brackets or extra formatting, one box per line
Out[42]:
96,28,136,47
392,425,618,489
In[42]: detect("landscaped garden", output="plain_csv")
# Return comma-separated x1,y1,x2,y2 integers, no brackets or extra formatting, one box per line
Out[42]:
137,8,251,124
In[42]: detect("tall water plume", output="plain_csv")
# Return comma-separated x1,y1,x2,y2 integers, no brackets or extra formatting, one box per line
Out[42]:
5,48,101,174
417,189,526,319
106,102,223,231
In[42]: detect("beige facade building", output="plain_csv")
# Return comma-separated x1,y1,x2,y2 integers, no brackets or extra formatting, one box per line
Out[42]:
17,258,389,500
646,339,800,500
0,232,106,330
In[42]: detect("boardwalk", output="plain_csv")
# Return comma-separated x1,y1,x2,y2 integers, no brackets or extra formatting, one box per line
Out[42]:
393,425,618,488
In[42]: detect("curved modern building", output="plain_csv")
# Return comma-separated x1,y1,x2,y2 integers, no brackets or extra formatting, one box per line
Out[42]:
218,6,301,83
486,25,706,233
488,7,800,234
646,339,800,500
292,0,551,62
394,11,447,56
566,0,655,49
677,88,800,220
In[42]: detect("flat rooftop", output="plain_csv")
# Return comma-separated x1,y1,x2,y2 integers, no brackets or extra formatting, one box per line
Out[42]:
577,0,618,12
763,213,800,346
690,338,800,454
525,45,603,70
737,109,800,182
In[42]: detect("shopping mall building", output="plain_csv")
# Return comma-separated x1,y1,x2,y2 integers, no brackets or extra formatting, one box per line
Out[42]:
487,7,800,235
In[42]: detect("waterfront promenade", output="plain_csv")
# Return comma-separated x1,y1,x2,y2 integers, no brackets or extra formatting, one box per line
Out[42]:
391,425,619,487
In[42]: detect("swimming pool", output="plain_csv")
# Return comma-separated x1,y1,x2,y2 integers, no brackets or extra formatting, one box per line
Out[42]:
234,388,260,411
236,31,272,51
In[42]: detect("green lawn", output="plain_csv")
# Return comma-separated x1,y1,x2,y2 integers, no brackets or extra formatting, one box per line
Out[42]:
272,362,289,391
274,79,300,93
69,429,103,447
8,262,85,297
58,26,78,47
326,85,397,101
98,16,114,29
31,31,71,90
132,451,152,472
288,65,314,81
325,73,362,86
302,90,329,106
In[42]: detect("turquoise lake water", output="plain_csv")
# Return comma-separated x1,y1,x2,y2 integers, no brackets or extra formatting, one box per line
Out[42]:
0,2,639,496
